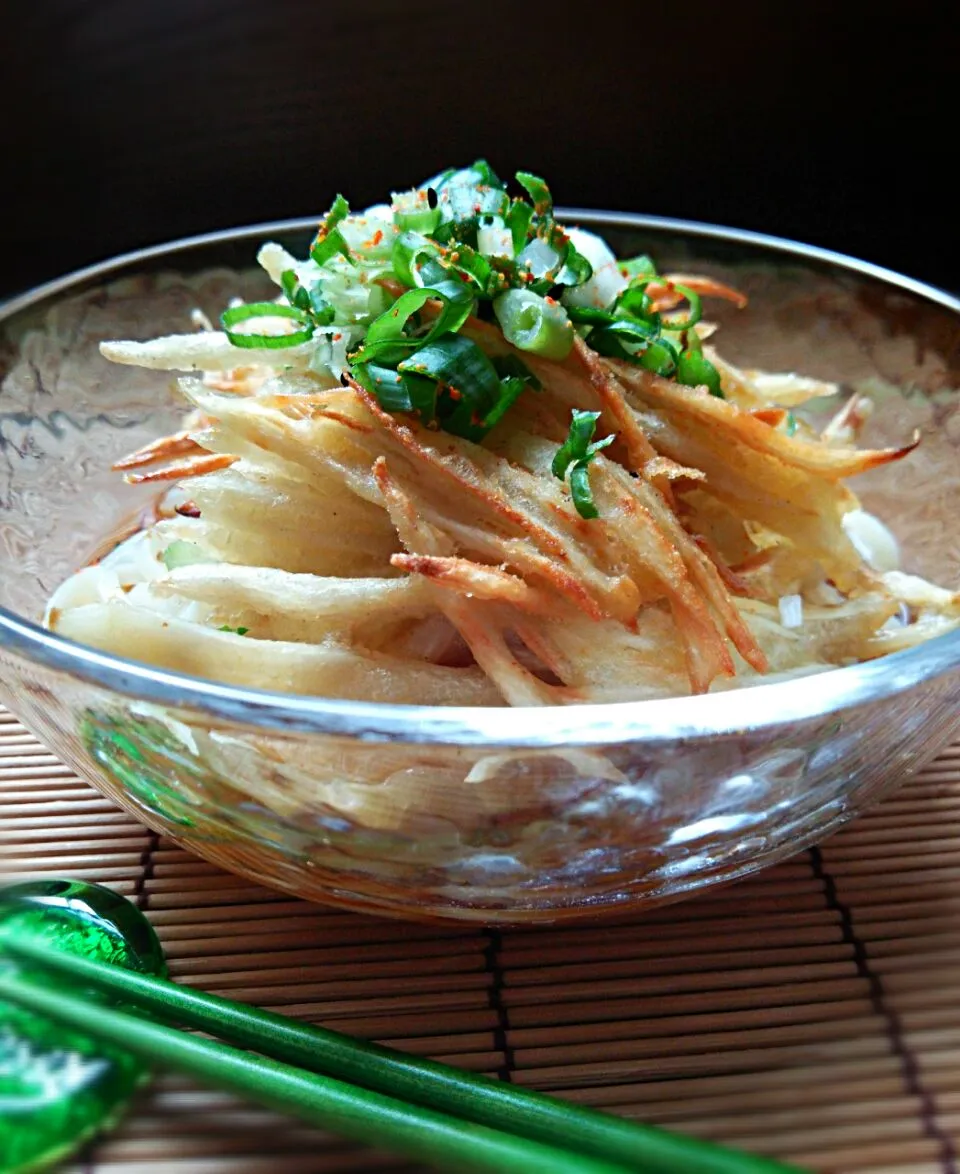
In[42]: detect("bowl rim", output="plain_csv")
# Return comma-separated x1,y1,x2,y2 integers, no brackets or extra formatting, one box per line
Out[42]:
2,211,959,747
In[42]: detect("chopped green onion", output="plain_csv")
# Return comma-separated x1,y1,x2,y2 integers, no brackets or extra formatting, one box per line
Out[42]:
437,243,502,297
220,302,314,349
310,194,354,267
280,271,335,325
161,541,212,570
415,259,476,323
430,161,509,245
676,347,723,396
517,237,561,280
515,171,553,217
569,463,599,519
427,159,504,192
588,316,658,360
618,254,658,280
493,289,574,360
505,200,533,254
638,337,680,378
218,625,249,636
565,305,619,326
660,284,703,332
551,238,593,289
392,188,441,234
399,333,500,406
551,410,603,478
492,354,541,391
394,333,533,442
391,232,439,288
352,280,471,367
464,376,527,439
551,410,616,520
785,411,798,436
352,362,439,420
615,282,658,325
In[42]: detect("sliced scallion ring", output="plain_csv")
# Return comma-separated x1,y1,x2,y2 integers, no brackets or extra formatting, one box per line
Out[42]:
493,289,574,360
220,303,314,349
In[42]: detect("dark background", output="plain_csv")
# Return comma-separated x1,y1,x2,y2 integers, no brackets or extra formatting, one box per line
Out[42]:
2,1,956,300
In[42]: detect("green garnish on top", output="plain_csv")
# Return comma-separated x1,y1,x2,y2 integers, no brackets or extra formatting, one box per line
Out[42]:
217,161,730,518
552,411,616,520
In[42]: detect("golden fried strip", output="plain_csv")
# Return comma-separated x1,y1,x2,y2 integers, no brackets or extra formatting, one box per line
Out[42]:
376,458,564,705
113,430,205,472
350,382,636,623
649,275,749,311
391,554,555,614
123,453,238,484
612,361,917,479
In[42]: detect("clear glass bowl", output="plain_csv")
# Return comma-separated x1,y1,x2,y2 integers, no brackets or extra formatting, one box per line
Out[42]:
2,216,959,923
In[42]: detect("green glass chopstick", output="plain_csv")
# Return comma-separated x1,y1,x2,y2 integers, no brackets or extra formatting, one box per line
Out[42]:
0,934,807,1174
0,969,633,1174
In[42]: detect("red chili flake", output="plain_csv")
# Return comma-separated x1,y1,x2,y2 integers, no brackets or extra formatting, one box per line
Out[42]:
448,386,462,401
175,501,201,518
371,229,383,246
332,332,343,341
544,296,557,305
474,204,482,214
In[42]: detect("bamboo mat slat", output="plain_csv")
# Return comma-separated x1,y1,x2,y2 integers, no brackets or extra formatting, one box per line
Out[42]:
3,709,960,1174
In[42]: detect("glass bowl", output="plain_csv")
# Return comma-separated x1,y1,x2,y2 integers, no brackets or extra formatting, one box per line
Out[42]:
2,215,959,924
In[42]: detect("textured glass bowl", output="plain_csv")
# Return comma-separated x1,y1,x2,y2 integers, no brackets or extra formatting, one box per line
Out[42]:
2,216,959,924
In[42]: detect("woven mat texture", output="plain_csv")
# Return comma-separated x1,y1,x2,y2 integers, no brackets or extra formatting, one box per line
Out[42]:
3,705,960,1174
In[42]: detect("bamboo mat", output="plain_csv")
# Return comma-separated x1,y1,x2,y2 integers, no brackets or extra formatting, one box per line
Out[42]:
4,707,960,1174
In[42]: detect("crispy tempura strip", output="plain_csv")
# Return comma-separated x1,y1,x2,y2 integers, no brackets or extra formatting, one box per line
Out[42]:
612,361,917,479
183,382,385,506
100,333,316,372
123,453,237,484
630,403,864,586
512,607,692,702
452,608,575,705
350,382,635,623
53,601,498,705
647,275,749,311
485,424,745,690
821,394,875,446
881,571,960,615
707,352,840,410
751,408,790,428
738,593,900,673
565,337,658,468
375,458,563,705
595,463,759,686
690,534,763,600
391,554,556,615
863,612,960,657
373,457,453,557
154,565,433,624
643,455,705,484
113,430,207,472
